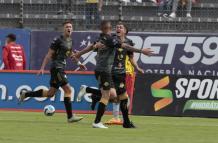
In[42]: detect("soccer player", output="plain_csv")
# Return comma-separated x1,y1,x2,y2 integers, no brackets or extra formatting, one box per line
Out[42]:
105,33,145,125
76,21,153,128
19,21,87,123
2,34,26,70
77,55,144,125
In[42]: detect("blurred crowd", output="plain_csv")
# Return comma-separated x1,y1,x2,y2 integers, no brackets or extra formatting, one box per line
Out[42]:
155,0,198,18
123,0,199,18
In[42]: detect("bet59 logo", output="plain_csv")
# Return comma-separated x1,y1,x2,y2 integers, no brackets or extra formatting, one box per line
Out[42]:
127,36,218,65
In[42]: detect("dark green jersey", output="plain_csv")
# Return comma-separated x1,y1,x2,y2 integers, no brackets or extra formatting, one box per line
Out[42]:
95,33,121,73
112,37,134,74
50,35,73,69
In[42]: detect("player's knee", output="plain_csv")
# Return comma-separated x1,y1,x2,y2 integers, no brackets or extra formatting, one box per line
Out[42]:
47,94,55,98
119,92,128,100
109,96,119,103
45,90,55,97
100,97,109,105
64,88,72,97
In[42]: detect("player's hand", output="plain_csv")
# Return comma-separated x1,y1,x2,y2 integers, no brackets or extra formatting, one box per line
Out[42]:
74,52,82,59
71,53,78,61
141,48,154,56
94,42,105,49
78,64,87,71
37,68,44,75
137,67,144,74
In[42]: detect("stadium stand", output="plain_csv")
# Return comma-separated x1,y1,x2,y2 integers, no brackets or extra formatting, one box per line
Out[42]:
0,0,217,32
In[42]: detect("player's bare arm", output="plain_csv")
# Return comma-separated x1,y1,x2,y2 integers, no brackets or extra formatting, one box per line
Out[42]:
122,43,154,56
75,44,94,59
38,48,55,75
75,42,105,59
70,52,87,71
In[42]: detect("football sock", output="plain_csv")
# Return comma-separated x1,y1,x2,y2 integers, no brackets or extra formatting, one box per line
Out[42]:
25,89,43,97
91,94,101,102
64,97,73,119
86,87,102,96
120,99,130,124
94,102,106,123
90,94,101,110
113,103,120,119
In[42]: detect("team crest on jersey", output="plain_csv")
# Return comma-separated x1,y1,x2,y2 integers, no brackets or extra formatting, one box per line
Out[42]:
119,83,125,88
104,82,109,87
118,48,123,52
118,54,124,60
66,51,71,57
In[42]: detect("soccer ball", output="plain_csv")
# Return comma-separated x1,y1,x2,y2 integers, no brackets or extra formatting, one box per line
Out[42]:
43,105,55,116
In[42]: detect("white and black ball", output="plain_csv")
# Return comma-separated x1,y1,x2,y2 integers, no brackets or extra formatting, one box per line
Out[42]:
43,105,55,116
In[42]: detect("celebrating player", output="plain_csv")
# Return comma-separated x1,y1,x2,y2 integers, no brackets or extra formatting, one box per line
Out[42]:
76,21,154,128
19,21,87,123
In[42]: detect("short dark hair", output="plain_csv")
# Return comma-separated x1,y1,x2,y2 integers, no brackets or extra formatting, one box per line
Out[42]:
117,22,129,34
100,20,111,29
6,34,16,42
63,20,73,26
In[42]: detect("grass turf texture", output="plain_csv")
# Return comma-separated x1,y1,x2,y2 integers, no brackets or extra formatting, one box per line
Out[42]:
0,111,217,143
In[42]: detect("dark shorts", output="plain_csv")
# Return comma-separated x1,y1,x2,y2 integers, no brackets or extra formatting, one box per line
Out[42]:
112,73,126,96
50,68,68,89
95,70,113,90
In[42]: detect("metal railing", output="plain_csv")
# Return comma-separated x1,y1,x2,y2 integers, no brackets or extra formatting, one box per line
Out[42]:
0,0,217,32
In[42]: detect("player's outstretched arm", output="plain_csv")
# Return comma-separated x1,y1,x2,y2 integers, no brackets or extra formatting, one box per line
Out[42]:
37,49,54,75
75,42,105,59
74,44,94,59
122,43,154,56
70,52,87,71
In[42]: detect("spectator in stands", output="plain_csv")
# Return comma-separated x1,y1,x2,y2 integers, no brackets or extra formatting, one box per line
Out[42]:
57,0,73,15
149,0,158,4
157,0,173,17
85,0,103,29
169,0,192,18
2,34,26,70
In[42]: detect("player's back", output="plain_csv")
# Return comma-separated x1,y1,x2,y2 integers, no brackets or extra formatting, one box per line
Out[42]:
95,33,120,73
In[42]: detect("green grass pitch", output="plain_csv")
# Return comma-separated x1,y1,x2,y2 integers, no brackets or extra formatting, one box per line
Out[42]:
0,111,217,143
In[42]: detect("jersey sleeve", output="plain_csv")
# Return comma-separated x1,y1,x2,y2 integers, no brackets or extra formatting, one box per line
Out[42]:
50,37,60,51
126,39,135,57
106,35,121,48
129,39,135,46
126,39,135,56
127,51,133,57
